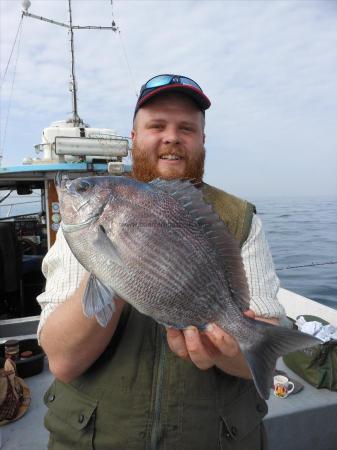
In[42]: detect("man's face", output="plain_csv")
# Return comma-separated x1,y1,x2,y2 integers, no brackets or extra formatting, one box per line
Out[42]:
131,92,206,182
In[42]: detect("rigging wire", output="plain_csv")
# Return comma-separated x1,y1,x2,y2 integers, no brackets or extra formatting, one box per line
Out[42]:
1,15,24,161
0,15,24,87
110,0,138,98
117,33,138,98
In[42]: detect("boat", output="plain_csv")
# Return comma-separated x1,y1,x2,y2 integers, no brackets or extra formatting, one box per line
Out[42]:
0,0,130,317
0,1,336,449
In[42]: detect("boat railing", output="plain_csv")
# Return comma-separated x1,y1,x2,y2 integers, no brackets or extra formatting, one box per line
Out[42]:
0,200,41,219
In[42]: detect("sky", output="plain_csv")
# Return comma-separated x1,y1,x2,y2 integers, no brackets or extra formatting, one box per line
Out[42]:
0,0,336,199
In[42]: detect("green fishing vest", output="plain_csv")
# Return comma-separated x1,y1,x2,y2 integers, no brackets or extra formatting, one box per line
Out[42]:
43,184,268,450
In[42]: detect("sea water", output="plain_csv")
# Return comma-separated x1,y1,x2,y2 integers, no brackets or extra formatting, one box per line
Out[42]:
254,195,337,311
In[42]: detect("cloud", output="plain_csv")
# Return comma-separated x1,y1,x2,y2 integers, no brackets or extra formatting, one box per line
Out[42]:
1,0,336,196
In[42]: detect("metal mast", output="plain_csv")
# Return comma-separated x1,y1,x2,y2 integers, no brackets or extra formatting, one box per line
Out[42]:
21,0,119,127
67,0,80,125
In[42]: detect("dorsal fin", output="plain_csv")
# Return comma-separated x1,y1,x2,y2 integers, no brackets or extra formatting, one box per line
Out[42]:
149,179,251,311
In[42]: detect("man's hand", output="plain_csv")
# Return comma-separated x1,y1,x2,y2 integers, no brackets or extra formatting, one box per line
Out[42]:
166,310,256,379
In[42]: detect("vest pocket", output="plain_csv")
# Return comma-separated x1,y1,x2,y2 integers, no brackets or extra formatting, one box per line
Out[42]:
218,385,268,450
44,380,98,450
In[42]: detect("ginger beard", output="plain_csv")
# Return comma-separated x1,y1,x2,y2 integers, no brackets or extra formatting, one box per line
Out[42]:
131,141,205,183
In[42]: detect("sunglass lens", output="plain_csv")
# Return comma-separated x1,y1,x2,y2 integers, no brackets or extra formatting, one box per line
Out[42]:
146,75,173,89
179,77,202,90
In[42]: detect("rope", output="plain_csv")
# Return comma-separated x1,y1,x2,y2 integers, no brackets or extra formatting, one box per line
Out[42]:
277,261,337,271
1,16,24,160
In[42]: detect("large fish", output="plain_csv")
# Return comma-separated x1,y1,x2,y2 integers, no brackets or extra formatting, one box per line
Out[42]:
57,175,319,399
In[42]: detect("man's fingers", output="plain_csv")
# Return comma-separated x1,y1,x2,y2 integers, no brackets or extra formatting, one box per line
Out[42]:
167,327,215,369
244,309,256,319
166,328,190,360
204,324,239,358
183,327,214,370
167,325,241,370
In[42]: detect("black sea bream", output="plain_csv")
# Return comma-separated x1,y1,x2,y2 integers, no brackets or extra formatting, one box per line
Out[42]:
57,175,319,399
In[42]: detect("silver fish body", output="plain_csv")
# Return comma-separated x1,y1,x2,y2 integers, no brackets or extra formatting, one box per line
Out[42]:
58,175,319,399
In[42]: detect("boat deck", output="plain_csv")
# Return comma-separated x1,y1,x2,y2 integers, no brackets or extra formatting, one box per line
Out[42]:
1,358,337,450
265,359,337,450
1,359,50,449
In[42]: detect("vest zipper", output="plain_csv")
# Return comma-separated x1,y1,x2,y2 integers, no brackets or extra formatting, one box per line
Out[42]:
150,325,167,450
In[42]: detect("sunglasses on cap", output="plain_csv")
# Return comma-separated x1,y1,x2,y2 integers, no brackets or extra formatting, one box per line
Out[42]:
135,74,211,114
140,74,203,95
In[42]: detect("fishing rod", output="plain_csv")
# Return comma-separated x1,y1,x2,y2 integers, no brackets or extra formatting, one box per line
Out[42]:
277,261,337,271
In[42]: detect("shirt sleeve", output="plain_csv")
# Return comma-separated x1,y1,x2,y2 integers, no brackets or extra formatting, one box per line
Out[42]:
36,227,88,340
241,214,286,319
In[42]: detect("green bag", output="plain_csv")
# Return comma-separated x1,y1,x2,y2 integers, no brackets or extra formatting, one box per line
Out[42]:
283,315,337,391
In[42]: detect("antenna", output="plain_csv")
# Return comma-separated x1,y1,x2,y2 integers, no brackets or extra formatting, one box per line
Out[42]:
21,0,119,126
67,0,80,125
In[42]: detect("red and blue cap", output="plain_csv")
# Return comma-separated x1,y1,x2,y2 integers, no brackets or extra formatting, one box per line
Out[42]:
134,74,211,116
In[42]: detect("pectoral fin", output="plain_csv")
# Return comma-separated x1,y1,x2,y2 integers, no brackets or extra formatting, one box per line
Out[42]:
94,224,123,266
83,273,116,327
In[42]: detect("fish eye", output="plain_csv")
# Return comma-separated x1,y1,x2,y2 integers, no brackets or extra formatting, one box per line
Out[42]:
74,179,92,193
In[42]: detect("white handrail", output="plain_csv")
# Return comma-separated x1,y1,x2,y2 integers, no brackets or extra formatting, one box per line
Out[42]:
0,200,41,218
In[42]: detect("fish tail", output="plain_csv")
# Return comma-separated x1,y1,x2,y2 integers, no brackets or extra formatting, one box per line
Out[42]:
233,318,320,400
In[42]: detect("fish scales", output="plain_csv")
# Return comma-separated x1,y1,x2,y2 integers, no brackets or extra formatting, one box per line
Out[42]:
68,187,223,324
122,216,221,307
113,203,224,323
100,187,228,324
58,175,320,399
123,240,203,308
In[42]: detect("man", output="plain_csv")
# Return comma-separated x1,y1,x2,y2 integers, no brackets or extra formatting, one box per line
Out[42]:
38,74,285,449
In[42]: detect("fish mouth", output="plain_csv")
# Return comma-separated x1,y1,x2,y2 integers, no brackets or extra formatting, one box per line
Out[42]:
61,212,100,233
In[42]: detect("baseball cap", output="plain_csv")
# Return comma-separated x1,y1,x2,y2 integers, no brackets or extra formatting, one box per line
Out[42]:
134,74,211,116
